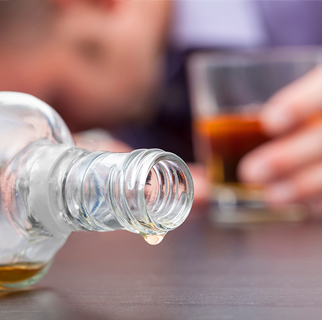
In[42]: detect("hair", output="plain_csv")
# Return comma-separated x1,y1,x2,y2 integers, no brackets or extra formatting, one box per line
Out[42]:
0,0,55,46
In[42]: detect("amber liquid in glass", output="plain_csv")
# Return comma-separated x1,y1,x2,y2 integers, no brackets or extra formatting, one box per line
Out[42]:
194,114,308,224
194,114,271,186
0,262,46,286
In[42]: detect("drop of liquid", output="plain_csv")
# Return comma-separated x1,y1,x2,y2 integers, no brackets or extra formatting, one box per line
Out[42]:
143,234,165,246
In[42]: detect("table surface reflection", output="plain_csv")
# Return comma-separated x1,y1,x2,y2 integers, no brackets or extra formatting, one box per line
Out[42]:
2,207,322,320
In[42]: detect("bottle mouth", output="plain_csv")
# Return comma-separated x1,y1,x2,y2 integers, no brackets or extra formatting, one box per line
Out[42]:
143,154,194,231
123,149,194,235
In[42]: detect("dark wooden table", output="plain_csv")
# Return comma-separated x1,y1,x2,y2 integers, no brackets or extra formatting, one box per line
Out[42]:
2,208,322,320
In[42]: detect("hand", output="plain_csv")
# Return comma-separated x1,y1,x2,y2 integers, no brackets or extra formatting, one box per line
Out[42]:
187,163,211,207
73,129,132,153
239,66,322,215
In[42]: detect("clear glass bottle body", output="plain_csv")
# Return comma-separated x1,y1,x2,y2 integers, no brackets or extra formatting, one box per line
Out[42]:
0,92,194,290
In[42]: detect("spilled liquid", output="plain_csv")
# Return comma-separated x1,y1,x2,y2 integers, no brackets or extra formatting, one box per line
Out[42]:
143,234,165,245
0,262,46,284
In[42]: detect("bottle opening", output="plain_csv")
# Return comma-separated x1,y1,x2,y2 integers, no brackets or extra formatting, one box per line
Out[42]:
143,156,193,232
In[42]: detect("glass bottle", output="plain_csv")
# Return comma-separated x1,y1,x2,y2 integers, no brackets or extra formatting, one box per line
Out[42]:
0,92,194,290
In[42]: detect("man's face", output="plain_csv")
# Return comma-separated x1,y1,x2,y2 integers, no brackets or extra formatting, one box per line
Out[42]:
51,1,168,131
0,1,169,131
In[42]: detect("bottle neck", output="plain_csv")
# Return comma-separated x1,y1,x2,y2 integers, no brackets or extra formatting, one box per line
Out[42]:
64,149,194,236
8,145,193,238
3,143,84,238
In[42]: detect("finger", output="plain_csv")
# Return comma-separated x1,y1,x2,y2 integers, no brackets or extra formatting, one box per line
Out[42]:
264,162,322,205
306,198,322,220
188,163,211,206
239,119,322,183
74,129,132,152
260,66,322,135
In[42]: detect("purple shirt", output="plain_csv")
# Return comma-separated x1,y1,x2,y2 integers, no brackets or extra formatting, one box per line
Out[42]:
171,0,322,49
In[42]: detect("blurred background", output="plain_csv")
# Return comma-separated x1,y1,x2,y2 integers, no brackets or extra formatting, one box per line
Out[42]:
2,0,322,220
